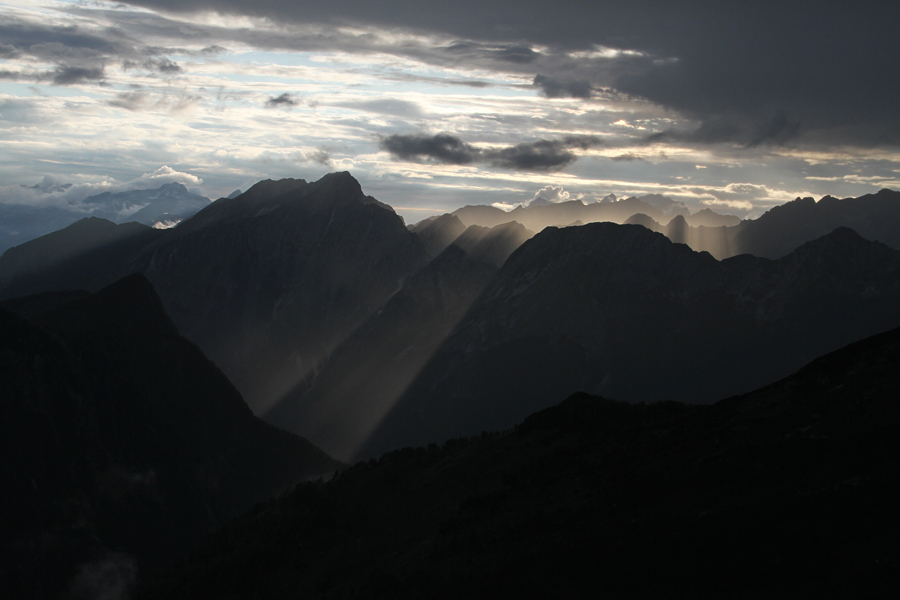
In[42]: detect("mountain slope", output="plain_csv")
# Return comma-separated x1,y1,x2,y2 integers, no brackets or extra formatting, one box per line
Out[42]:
134,172,430,416
359,223,900,457
0,275,340,599
0,217,165,299
140,325,900,599
267,244,498,459
733,188,900,258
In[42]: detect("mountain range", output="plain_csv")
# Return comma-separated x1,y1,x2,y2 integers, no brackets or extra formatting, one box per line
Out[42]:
0,183,211,254
3,170,900,596
2,173,900,462
448,188,900,260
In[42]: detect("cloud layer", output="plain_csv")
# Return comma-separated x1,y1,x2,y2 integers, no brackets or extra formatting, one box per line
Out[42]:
0,1,897,222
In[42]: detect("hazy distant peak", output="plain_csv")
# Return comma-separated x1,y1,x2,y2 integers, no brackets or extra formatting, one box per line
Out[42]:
624,213,662,230
156,182,189,192
226,189,243,199
638,193,690,217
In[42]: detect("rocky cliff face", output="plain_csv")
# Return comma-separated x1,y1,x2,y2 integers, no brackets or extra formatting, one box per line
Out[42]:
359,223,900,458
135,172,430,416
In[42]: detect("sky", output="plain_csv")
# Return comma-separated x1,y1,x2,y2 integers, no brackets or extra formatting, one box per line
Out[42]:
1,0,899,223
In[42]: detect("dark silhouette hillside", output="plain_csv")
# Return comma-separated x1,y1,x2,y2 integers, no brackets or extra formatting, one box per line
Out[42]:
0,275,341,599
138,325,900,599
0,217,164,299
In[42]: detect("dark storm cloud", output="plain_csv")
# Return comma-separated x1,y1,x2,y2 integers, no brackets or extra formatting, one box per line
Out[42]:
119,0,900,149
0,15,191,86
484,135,603,170
265,93,297,108
379,133,602,171
533,74,593,99
645,113,803,148
380,133,478,165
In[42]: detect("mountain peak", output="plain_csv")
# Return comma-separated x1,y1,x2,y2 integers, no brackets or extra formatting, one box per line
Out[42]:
158,182,189,192
308,171,366,202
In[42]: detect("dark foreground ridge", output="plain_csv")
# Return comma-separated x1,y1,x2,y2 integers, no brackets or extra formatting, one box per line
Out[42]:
139,325,900,599
0,274,342,599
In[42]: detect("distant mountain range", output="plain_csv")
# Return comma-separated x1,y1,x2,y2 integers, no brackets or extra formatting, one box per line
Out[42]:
0,274,340,599
2,173,900,462
0,183,211,253
450,193,740,234
449,189,900,260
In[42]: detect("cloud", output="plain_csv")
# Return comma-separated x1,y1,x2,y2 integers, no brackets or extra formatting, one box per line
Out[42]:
124,57,183,74
529,184,570,206
533,74,593,99
484,140,578,170
305,149,333,167
129,166,203,189
380,133,602,171
107,91,151,111
484,136,603,170
645,113,802,148
266,93,298,108
379,133,479,165
445,41,540,64
117,1,900,149
200,44,227,56
332,98,425,118
49,66,105,85
0,167,205,211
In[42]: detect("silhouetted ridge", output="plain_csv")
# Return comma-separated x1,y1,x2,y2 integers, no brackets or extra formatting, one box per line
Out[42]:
451,221,534,268
129,172,428,416
359,222,900,458
0,217,164,299
0,274,341,599
623,212,662,230
142,326,900,599
412,213,468,257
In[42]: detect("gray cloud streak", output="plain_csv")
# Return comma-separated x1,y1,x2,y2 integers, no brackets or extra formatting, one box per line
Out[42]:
379,133,603,171
265,93,297,107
